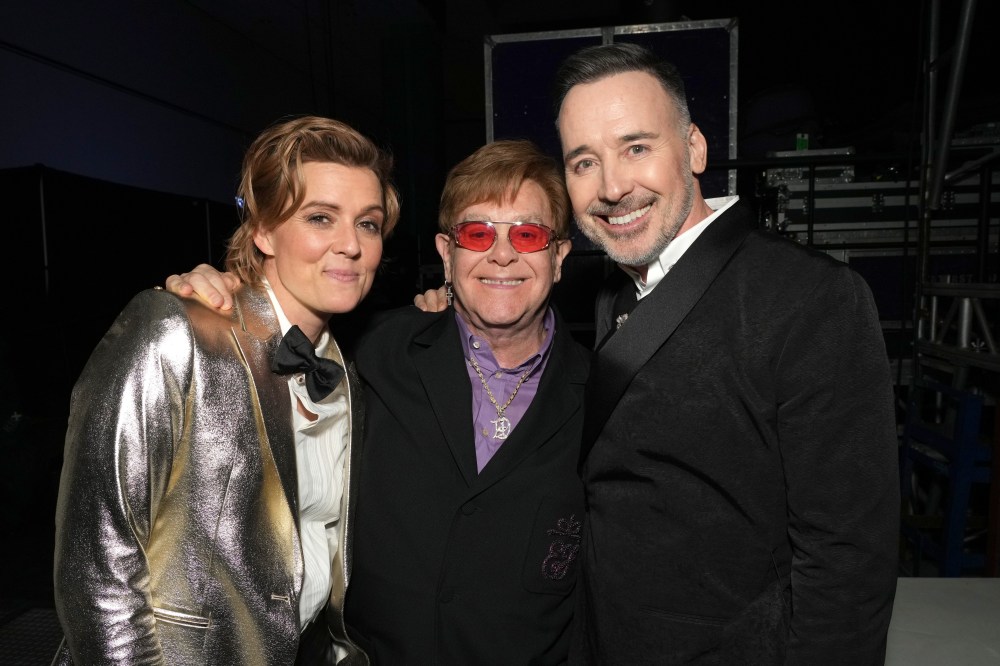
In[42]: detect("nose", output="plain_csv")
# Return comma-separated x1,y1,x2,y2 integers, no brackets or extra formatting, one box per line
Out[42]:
486,226,518,266
331,223,362,258
598,160,633,203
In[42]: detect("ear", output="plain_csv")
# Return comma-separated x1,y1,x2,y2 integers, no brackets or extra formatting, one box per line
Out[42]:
253,226,275,257
688,123,708,175
434,233,454,283
551,239,572,284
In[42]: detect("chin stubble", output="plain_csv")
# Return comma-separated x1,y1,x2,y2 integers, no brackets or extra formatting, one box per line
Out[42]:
579,170,695,266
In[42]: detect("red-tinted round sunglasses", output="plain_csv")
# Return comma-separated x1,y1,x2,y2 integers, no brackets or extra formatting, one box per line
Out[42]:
450,221,557,254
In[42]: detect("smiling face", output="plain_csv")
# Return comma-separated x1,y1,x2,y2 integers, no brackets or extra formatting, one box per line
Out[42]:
254,161,384,339
435,179,571,343
557,70,710,271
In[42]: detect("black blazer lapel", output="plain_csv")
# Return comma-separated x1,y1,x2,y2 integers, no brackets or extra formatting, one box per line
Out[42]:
412,312,481,486
345,357,365,519
581,205,756,461
593,271,634,349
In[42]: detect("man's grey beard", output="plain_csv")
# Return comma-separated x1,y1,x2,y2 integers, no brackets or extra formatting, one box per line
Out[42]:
578,170,695,268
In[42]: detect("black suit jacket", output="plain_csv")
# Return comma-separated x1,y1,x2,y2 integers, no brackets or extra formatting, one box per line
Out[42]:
346,306,590,665
573,203,899,665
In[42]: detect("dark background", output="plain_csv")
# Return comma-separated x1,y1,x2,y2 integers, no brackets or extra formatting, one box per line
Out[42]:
0,0,997,618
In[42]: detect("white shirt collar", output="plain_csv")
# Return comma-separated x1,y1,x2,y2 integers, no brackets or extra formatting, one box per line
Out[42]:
262,277,333,357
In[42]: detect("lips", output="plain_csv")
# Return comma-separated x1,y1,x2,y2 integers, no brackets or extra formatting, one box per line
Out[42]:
324,269,359,282
606,203,652,226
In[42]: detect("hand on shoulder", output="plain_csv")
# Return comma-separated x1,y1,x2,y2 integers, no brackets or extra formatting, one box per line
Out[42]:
164,264,242,310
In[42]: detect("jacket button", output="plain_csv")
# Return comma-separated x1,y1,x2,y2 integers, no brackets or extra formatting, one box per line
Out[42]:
439,587,455,603
461,503,477,515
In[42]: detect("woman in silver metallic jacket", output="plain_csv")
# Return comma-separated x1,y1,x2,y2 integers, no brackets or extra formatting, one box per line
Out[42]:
52,116,399,666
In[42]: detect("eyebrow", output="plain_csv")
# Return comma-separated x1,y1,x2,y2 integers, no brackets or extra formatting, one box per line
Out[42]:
302,200,385,216
461,213,546,224
622,131,659,142
563,145,590,164
563,130,662,164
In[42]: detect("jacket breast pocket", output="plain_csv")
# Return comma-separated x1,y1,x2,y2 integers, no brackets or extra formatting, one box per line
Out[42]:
521,497,585,595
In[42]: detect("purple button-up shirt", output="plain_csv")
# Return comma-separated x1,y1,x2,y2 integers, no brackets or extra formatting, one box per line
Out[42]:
457,309,556,473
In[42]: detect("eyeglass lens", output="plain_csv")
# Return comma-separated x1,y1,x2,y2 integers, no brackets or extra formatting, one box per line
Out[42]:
453,222,552,253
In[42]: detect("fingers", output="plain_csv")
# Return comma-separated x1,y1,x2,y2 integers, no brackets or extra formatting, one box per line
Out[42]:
222,273,241,291
165,274,195,297
413,287,448,313
164,264,239,310
430,286,448,312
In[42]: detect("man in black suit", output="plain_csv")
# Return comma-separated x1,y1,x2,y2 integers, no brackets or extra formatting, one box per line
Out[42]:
344,139,589,665
555,43,898,664
165,139,589,664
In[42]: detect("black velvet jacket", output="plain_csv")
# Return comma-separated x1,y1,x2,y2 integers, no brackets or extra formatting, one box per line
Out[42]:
572,203,899,665
346,306,590,665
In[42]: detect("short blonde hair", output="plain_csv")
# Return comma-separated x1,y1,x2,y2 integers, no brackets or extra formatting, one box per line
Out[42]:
438,140,570,237
225,115,400,285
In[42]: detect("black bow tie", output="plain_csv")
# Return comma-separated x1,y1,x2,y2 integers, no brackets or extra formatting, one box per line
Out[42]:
271,325,345,402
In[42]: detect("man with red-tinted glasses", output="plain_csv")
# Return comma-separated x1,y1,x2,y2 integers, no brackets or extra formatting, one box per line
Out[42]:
166,139,589,665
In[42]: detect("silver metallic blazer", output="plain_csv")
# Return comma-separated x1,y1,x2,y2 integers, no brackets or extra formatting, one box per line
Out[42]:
53,285,366,665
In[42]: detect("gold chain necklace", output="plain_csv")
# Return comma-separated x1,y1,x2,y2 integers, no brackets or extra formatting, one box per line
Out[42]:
469,356,531,440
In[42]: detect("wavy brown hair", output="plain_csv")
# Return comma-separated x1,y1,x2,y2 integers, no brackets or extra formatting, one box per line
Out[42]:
224,115,400,286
